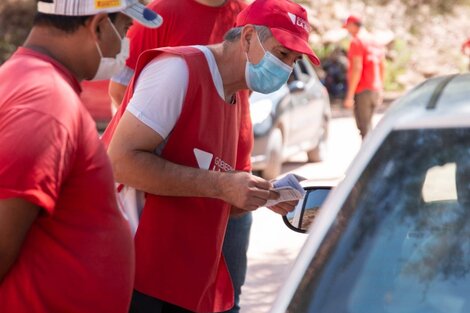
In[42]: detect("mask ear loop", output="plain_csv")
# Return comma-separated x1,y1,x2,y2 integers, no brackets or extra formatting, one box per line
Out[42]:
245,30,266,65
95,18,122,60
107,17,123,41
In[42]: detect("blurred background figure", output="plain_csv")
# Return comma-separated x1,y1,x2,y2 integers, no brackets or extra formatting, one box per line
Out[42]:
342,14,385,140
462,38,470,71
322,46,348,101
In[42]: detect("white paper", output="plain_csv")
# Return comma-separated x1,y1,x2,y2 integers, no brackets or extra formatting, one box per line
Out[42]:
266,173,306,207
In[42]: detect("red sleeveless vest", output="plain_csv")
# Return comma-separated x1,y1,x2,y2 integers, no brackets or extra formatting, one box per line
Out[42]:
102,46,241,312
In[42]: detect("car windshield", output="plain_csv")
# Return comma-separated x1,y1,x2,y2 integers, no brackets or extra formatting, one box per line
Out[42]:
287,128,470,313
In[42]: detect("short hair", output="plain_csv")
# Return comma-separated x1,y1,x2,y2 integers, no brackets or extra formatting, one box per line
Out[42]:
224,25,272,43
34,0,118,33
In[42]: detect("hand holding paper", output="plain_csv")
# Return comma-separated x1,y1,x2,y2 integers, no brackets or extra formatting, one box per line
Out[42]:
266,173,306,207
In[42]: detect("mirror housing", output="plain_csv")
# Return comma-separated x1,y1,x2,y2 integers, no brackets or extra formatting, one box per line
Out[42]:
282,187,332,233
288,80,306,94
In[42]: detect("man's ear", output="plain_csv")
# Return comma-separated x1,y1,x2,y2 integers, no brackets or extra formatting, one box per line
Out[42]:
241,25,255,54
86,13,108,41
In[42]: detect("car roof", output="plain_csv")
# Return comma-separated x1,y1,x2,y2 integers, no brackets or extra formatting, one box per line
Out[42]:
382,73,470,130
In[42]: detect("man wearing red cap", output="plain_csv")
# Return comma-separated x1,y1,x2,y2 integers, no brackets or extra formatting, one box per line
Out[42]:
106,2,251,312
101,0,319,312
343,14,385,139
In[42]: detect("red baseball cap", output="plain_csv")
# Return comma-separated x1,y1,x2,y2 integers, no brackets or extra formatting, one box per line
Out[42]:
236,0,320,65
342,15,362,28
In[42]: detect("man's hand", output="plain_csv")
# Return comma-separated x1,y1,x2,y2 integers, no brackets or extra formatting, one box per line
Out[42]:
218,171,279,212
343,97,354,109
267,200,298,216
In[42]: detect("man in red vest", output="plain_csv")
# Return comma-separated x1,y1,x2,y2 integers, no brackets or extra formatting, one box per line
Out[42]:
343,14,385,139
102,0,320,312
107,2,251,312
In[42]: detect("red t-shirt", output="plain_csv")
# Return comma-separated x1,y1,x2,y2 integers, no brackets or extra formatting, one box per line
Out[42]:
348,35,384,93
0,48,134,313
126,0,247,70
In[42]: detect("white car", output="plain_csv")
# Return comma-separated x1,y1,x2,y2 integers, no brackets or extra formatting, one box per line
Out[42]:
274,73,470,313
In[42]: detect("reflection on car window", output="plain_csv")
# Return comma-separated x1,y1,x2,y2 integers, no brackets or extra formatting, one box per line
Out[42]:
287,72,296,84
287,128,470,313
422,163,457,202
296,60,310,83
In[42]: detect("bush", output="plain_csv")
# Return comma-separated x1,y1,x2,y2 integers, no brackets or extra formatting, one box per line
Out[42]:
0,0,35,64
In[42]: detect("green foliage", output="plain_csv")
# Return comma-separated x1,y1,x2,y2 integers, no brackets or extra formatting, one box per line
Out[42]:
383,38,411,91
364,0,470,14
402,0,470,14
0,0,36,64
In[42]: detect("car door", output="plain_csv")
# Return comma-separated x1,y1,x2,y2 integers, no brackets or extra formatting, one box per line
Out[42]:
286,59,326,150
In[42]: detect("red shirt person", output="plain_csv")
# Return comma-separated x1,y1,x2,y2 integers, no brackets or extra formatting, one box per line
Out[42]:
343,15,385,139
462,38,470,70
0,0,161,312
462,38,470,55
102,0,319,312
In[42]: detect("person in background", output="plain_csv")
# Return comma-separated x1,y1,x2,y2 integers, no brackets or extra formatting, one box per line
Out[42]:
102,0,319,312
322,46,348,101
343,14,385,139
108,2,252,312
462,38,470,71
0,0,161,312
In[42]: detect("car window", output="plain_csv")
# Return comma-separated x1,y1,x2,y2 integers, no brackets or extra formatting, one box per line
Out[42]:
287,128,470,313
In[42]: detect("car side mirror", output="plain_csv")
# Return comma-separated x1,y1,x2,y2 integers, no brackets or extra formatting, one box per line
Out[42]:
282,187,332,233
288,80,306,94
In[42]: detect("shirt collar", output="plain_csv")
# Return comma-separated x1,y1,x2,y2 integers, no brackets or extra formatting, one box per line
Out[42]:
16,47,82,94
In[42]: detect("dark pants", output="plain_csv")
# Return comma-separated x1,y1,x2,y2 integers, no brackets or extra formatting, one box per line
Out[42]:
354,90,380,139
221,213,253,313
129,290,194,313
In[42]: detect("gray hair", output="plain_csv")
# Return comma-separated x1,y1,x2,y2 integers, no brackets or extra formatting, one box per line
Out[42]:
224,25,272,43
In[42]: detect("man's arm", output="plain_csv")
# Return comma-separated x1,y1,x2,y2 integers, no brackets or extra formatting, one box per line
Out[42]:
108,80,128,109
344,56,362,109
107,112,278,212
109,65,135,109
379,56,386,85
0,198,40,282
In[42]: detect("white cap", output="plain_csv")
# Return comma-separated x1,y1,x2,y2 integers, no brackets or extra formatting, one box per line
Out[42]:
37,0,163,28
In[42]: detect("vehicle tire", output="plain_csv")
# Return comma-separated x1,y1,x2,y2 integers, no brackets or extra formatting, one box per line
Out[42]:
307,118,329,163
261,127,283,180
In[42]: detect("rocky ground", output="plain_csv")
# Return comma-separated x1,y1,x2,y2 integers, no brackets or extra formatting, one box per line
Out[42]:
302,0,470,90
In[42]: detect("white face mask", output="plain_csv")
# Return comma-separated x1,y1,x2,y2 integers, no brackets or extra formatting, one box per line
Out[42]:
91,18,129,81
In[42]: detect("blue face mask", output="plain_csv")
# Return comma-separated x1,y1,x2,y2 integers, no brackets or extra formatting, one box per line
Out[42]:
245,34,293,94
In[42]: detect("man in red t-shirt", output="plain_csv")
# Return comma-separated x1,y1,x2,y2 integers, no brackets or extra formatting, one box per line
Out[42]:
343,15,385,139
0,1,161,312
108,2,252,312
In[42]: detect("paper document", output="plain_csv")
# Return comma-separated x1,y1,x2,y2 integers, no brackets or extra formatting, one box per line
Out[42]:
266,173,306,207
